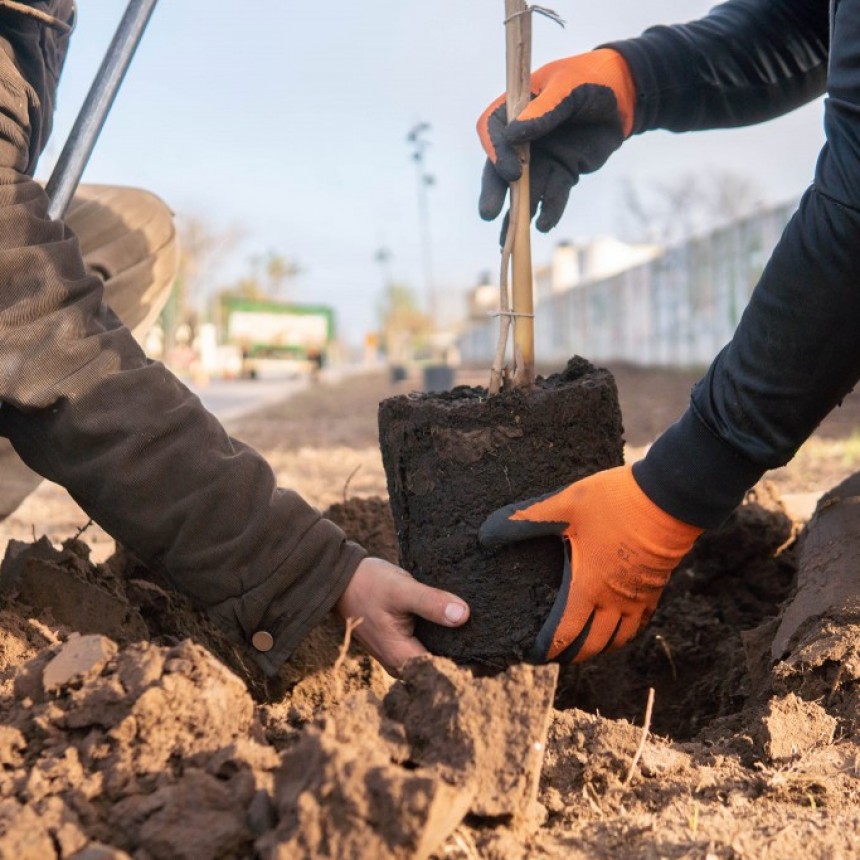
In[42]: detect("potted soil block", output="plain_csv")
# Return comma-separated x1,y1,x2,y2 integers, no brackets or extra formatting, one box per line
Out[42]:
378,356,624,666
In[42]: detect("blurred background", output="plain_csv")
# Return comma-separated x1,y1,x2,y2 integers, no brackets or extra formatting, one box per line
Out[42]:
39,1,826,383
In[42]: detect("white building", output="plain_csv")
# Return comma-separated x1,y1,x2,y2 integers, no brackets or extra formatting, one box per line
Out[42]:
534,238,662,302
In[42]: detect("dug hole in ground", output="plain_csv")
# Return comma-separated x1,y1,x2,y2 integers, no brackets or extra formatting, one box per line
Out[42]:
0,364,858,858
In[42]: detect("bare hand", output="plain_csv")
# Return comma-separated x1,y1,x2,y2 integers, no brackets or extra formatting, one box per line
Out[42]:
335,557,470,675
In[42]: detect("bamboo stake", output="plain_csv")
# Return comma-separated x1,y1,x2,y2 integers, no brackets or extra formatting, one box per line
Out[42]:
505,0,534,388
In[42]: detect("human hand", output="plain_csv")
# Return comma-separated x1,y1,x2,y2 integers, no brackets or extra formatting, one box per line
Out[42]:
477,48,636,236
479,465,702,663
335,557,470,675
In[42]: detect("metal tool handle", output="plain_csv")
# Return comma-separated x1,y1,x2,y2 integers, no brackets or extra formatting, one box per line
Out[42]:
45,0,159,220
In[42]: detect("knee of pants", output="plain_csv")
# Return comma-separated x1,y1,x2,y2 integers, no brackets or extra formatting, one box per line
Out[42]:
0,0,76,174
64,184,179,343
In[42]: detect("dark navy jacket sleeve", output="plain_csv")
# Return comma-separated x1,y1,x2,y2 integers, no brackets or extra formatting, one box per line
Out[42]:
633,0,860,528
606,0,829,134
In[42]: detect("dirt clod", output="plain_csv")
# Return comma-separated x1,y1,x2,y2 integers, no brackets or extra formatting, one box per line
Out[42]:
42,634,118,694
386,657,558,821
757,693,838,762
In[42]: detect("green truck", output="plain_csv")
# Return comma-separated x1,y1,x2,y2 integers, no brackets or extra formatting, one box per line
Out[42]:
220,296,335,379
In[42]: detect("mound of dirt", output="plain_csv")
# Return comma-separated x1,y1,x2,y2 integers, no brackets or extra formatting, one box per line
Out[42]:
324,495,399,563
1,634,268,858
0,536,267,697
0,474,859,857
556,483,799,740
0,623,558,859
322,488,860,856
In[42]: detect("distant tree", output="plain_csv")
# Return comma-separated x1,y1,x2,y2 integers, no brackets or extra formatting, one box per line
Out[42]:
620,170,765,245
215,249,304,312
264,251,302,297
230,276,267,300
376,282,432,363
174,215,244,310
243,249,303,300
707,170,764,223
163,215,243,350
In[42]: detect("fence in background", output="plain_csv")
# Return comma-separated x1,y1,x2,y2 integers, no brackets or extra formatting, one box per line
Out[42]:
458,201,796,369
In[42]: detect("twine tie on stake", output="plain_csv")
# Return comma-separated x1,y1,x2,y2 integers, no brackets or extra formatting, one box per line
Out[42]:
489,311,535,319
503,5,565,26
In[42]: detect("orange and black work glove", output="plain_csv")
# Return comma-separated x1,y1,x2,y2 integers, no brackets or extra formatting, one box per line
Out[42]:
477,48,636,236
479,465,702,663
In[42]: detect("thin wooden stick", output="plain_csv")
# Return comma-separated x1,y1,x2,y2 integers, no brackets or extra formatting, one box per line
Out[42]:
333,615,363,700
333,616,363,674
624,686,655,786
505,0,535,388
488,190,518,395
73,518,95,540
342,464,362,504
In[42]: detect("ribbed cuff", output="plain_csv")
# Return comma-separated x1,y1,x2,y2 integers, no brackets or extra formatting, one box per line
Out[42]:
254,537,367,677
599,38,661,135
209,525,367,678
632,406,766,529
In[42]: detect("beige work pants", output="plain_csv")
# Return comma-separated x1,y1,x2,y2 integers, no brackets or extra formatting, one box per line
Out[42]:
0,184,178,520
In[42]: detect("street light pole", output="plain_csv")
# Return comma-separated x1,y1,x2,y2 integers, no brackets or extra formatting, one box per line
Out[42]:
374,246,393,291
407,122,436,326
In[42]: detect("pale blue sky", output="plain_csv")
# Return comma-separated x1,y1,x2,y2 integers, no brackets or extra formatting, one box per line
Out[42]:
40,1,826,344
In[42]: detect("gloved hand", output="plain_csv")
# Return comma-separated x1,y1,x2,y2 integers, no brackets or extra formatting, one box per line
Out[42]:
479,465,702,663
477,48,636,235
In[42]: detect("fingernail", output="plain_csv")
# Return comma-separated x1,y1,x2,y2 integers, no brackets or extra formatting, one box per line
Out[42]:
445,603,466,624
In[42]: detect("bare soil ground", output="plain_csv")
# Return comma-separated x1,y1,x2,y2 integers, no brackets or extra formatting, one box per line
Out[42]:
0,363,859,858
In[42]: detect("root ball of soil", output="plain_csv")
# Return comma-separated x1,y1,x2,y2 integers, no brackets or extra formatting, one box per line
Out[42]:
378,358,624,665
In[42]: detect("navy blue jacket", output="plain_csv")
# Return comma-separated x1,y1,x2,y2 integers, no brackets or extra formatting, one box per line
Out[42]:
607,1,860,527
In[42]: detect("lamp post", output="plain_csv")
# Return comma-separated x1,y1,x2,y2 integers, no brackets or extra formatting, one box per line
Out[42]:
407,122,436,326
374,246,393,291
